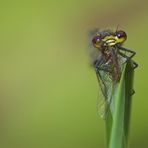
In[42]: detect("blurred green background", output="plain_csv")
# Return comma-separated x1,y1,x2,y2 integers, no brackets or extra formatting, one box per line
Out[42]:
0,0,148,148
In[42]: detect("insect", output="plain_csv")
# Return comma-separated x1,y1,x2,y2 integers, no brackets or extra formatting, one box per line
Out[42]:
90,29,137,118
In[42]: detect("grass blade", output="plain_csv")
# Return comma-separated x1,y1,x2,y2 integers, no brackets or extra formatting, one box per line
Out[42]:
105,60,136,148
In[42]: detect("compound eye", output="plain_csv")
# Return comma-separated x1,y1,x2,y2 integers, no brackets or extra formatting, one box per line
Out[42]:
116,30,127,43
92,35,102,48
116,30,127,39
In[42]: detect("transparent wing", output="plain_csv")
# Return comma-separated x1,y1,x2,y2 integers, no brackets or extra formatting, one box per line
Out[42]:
96,52,127,119
97,92,109,119
95,69,113,119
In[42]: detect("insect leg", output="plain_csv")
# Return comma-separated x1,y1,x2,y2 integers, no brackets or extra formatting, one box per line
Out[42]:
93,58,103,68
118,51,138,70
93,55,104,69
118,51,138,96
94,57,111,73
95,62,113,73
131,89,135,96
132,61,138,69
117,45,136,60
96,66,111,72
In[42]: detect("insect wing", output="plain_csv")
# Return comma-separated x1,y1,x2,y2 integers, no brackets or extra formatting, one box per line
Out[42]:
95,69,113,119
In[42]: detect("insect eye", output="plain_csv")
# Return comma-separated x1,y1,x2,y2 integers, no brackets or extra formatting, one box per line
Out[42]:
116,31,127,39
92,36,102,48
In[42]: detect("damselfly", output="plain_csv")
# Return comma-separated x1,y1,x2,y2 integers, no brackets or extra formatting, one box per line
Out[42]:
89,29,137,119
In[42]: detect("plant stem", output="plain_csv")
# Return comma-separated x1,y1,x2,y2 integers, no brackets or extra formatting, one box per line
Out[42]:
106,60,136,148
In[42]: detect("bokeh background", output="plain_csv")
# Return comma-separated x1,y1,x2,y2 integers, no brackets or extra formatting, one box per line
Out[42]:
0,0,148,148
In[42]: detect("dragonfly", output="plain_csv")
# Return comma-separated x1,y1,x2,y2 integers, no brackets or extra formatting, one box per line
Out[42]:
90,29,137,119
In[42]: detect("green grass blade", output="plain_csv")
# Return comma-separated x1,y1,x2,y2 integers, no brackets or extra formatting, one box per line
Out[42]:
124,60,135,146
105,110,113,148
105,60,135,148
